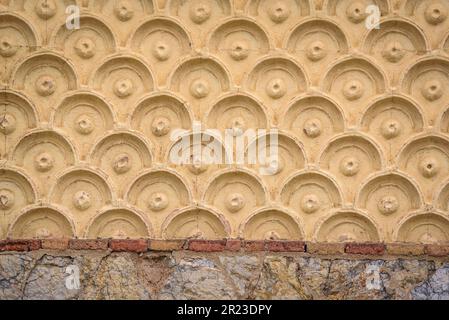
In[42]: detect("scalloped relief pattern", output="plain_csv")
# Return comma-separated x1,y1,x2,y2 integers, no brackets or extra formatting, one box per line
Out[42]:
1,0,449,243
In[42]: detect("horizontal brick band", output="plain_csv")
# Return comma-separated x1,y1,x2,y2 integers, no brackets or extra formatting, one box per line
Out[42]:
0,239,448,257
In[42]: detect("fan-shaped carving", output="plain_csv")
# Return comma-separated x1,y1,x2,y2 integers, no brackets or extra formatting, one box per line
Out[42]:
315,210,380,242
86,207,151,239
0,13,39,81
246,132,306,181
241,208,303,240
90,132,152,196
281,95,345,162
90,0,154,45
49,168,113,231
130,18,192,85
11,52,78,120
319,135,383,201
90,55,155,120
435,179,449,211
441,30,449,55
362,19,428,72
245,56,308,107
281,171,342,217
357,173,422,218
321,57,387,116
285,18,349,83
0,169,36,221
324,0,390,17
360,95,425,157
205,93,268,135
167,131,231,178
163,207,229,239
167,0,232,38
126,169,190,222
208,18,270,83
0,91,38,158
403,0,449,47
169,57,231,114
9,206,74,239
398,135,449,201
130,93,192,162
440,104,449,135
401,57,449,123
203,169,266,219
51,16,116,84
12,130,76,194
52,92,115,158
396,212,449,243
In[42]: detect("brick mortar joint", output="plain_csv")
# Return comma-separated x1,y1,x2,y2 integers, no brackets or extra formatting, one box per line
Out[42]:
0,239,448,257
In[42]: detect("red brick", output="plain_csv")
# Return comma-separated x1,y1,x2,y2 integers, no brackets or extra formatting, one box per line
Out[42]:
266,241,305,252
69,239,108,250
41,239,69,250
188,240,227,252
243,240,265,252
345,243,385,255
386,243,425,256
0,240,41,252
306,242,345,255
110,239,148,253
425,245,449,257
149,240,186,251
225,239,242,251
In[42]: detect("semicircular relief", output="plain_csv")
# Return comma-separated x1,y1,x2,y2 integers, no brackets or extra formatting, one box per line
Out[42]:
163,208,229,239
246,132,306,184
403,0,449,47
0,13,38,82
401,57,449,124
360,95,425,158
130,93,192,162
285,19,349,83
396,212,449,243
0,91,37,158
321,57,387,119
397,135,449,201
9,206,74,239
11,131,76,195
435,179,449,211
126,169,190,232
362,19,428,78
167,0,232,38
51,16,116,84
208,19,270,83
90,0,154,45
356,173,423,232
169,57,231,115
86,208,151,239
281,95,345,162
241,209,303,240
245,56,308,109
11,53,78,121
0,169,36,235
167,131,231,179
130,18,192,85
52,92,115,158
49,168,113,232
203,170,267,222
315,210,380,243
281,171,342,217
90,132,152,197
320,135,383,202
90,55,154,121
206,93,268,136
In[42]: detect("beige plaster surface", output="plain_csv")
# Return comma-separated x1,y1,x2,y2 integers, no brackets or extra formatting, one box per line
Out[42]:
1,0,449,243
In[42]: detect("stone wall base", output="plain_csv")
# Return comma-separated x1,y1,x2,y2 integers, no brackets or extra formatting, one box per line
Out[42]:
1,244,449,300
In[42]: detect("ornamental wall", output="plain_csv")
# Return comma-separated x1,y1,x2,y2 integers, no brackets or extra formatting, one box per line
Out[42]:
1,0,449,243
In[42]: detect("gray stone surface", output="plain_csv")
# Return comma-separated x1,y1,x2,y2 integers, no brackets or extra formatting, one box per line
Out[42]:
1,251,449,300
